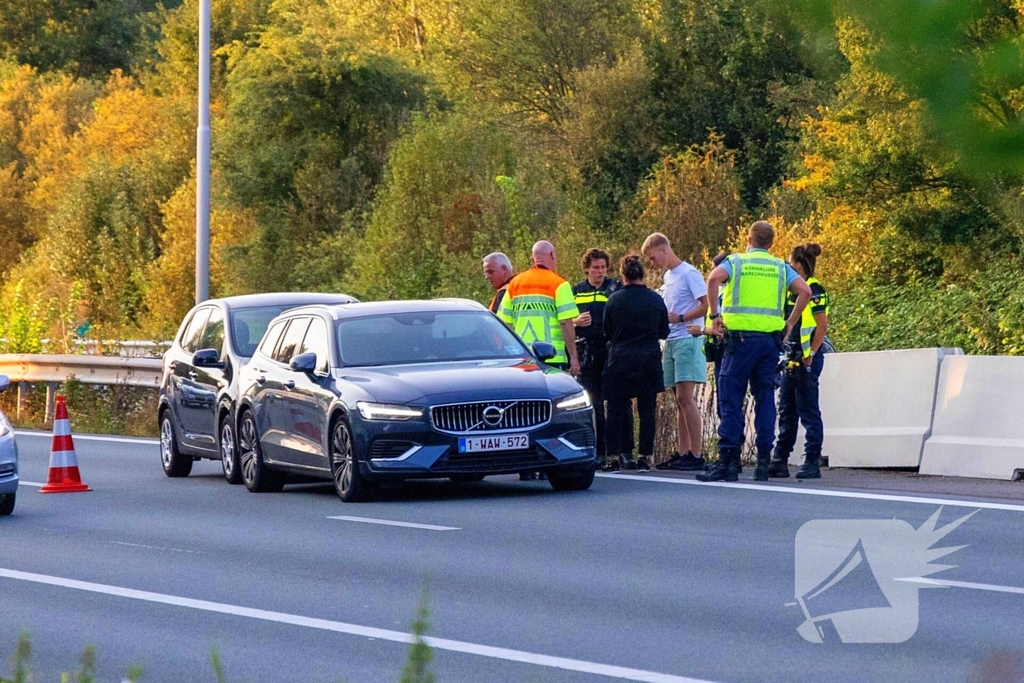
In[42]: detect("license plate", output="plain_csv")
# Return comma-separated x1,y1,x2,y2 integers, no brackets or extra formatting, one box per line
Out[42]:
458,434,529,453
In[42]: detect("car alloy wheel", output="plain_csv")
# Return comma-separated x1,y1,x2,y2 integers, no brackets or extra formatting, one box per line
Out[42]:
331,419,373,502
160,413,192,477
220,418,241,485
238,413,259,488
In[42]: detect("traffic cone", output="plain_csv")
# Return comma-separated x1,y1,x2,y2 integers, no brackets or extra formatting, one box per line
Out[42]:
39,395,91,494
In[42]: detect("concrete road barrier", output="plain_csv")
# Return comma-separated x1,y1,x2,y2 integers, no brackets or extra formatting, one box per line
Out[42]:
919,356,1024,480
820,348,961,469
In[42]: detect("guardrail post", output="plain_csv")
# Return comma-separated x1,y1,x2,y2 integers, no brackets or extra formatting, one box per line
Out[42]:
17,382,27,419
45,383,56,424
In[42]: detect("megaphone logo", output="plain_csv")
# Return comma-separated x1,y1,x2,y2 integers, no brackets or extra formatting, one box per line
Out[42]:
791,507,975,643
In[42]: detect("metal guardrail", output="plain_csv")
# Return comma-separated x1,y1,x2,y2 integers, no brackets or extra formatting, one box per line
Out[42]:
0,354,163,422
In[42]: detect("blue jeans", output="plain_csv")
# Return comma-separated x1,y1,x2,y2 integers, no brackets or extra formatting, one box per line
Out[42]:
717,332,781,457
774,350,824,462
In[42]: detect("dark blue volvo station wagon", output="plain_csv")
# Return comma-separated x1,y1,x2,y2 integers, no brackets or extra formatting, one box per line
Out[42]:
235,299,597,501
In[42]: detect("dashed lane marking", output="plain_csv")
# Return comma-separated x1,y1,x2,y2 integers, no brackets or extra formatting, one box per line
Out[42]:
596,473,1024,513
327,515,460,531
0,567,717,683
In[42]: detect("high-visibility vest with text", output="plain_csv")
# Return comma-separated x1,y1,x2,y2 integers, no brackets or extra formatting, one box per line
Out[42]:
721,251,788,333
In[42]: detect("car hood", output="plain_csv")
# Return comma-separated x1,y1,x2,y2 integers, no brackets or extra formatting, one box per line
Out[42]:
337,358,581,405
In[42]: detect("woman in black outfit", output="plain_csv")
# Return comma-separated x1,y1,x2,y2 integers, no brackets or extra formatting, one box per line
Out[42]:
602,254,670,471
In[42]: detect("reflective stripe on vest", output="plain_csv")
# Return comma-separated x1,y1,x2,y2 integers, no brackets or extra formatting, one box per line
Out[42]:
574,291,609,305
721,252,787,333
795,276,829,358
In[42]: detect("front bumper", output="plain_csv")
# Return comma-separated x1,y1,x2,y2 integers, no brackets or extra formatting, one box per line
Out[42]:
352,407,596,478
0,433,19,495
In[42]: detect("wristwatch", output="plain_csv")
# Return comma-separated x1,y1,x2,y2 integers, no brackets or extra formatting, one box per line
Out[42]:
709,313,721,320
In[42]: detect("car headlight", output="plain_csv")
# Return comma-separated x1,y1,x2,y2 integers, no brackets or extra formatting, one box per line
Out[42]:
356,402,423,421
556,390,591,411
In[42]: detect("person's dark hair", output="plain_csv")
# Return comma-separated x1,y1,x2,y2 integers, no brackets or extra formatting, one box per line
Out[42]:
619,253,645,282
581,247,610,271
790,242,822,277
749,221,775,249
712,252,727,267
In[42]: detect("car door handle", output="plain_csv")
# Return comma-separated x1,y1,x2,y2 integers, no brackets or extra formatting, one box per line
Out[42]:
256,375,266,385
283,380,295,390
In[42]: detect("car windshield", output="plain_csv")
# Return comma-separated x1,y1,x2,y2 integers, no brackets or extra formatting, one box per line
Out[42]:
230,306,295,357
336,311,529,367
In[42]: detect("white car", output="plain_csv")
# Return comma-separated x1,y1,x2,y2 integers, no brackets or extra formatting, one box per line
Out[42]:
0,375,18,516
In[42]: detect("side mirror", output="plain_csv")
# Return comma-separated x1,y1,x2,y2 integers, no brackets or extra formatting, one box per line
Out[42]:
0,375,9,394
532,342,556,363
192,348,224,368
290,352,317,374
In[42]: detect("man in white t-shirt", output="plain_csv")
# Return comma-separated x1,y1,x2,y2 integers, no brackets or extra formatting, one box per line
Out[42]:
642,232,709,471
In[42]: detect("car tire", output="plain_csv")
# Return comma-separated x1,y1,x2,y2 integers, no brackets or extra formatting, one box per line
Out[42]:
548,466,595,492
449,474,485,483
0,493,14,517
330,417,374,502
238,410,285,493
160,411,193,478
220,415,242,485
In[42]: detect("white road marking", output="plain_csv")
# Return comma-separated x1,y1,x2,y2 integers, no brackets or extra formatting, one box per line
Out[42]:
15,431,159,446
896,577,1024,595
327,515,460,531
109,541,201,555
0,567,715,683
19,481,44,488
596,473,1024,513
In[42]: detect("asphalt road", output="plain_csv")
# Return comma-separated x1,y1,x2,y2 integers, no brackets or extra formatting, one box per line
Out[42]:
2,431,1023,683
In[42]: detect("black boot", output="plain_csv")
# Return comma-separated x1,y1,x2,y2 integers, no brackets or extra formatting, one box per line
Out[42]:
796,455,821,479
768,458,790,478
754,451,771,481
696,451,739,482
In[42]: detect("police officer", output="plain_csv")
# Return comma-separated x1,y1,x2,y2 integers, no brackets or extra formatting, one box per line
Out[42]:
572,248,633,468
697,222,811,482
769,242,830,479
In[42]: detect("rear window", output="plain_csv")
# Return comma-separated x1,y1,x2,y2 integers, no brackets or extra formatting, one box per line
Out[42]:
231,306,293,357
181,308,212,354
258,319,288,359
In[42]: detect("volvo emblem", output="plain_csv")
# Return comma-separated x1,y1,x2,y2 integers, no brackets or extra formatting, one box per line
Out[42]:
482,405,504,427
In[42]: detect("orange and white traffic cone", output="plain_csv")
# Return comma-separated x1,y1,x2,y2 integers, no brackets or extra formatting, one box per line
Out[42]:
39,395,91,494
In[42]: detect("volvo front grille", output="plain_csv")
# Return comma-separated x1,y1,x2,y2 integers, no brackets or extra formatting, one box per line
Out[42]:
431,400,551,433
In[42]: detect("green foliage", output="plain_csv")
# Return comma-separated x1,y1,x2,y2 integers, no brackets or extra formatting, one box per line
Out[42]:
400,593,435,683
0,0,172,78
0,634,142,683
0,280,46,353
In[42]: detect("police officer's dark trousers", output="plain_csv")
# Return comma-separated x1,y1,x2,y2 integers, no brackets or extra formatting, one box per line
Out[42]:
773,350,824,467
716,332,780,477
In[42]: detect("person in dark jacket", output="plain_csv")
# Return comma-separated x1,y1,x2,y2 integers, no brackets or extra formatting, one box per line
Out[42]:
602,254,670,471
572,248,633,467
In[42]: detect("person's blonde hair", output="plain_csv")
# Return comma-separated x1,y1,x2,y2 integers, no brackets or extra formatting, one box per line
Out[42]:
641,232,670,254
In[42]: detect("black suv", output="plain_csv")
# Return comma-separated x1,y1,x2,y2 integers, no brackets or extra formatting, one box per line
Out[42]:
158,293,356,483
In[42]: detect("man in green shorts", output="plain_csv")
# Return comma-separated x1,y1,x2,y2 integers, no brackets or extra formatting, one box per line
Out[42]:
642,233,709,470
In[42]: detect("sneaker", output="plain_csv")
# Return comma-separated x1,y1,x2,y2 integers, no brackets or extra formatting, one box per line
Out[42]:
602,458,621,472
636,457,651,472
620,454,638,470
655,452,683,470
664,452,705,471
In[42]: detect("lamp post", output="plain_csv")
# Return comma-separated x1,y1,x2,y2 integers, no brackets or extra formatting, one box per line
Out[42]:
195,0,211,303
